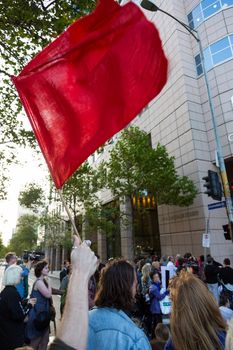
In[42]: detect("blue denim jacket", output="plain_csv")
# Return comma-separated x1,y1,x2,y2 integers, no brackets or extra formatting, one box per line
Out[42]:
87,307,152,350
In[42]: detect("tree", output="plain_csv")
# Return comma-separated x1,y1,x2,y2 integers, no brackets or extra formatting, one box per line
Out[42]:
0,0,96,198
8,214,38,255
103,126,197,206
18,183,45,213
0,233,7,257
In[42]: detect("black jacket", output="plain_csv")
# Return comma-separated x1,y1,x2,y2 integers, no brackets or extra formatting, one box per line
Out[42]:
219,266,233,285
204,264,221,284
0,286,30,350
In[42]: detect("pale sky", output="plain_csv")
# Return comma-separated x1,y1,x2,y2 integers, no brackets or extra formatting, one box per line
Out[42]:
0,148,48,245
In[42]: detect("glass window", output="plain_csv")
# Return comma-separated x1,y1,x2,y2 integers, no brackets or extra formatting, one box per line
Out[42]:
203,1,221,18
210,37,230,54
212,47,232,64
187,12,194,29
192,5,203,27
221,0,233,6
202,0,218,8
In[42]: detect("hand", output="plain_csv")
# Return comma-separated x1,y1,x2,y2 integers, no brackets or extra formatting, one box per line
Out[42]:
29,297,37,307
71,235,98,280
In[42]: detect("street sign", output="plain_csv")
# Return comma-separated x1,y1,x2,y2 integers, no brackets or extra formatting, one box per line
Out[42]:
208,201,226,210
202,233,210,248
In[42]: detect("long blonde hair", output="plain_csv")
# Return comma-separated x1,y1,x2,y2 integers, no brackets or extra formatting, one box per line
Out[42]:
169,271,226,350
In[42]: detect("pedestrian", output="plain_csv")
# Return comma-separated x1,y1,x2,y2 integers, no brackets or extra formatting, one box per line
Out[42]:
25,260,52,350
149,271,168,337
87,258,152,350
166,256,177,278
219,258,233,309
219,293,233,321
59,261,70,284
165,271,226,350
150,323,170,350
17,257,32,300
0,265,36,350
4,251,17,270
204,255,221,303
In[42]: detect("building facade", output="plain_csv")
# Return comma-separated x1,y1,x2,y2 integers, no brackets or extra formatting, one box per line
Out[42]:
91,0,233,263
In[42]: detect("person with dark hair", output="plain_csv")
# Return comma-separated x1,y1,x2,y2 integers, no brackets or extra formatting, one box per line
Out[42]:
204,255,221,303
87,258,151,350
218,258,233,310
25,260,52,350
150,323,170,350
60,261,70,284
219,293,233,320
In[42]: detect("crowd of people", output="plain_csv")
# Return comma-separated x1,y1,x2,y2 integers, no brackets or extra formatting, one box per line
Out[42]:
1,246,233,350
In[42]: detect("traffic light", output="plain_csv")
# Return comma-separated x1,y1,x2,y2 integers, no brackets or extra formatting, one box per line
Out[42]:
202,170,222,201
223,223,231,240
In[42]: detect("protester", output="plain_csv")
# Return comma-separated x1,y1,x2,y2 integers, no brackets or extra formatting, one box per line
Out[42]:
4,251,17,270
150,323,170,350
204,255,221,303
49,236,98,350
16,257,32,300
165,271,226,350
219,258,233,309
149,271,168,336
0,265,36,350
166,256,177,278
25,260,52,350
59,261,70,284
87,258,152,350
219,293,233,321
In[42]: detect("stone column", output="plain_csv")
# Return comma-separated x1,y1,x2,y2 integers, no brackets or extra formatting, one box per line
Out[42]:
55,246,61,271
120,196,134,261
97,229,107,262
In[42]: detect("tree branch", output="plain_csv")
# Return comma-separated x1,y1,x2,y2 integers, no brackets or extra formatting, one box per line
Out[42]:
39,0,58,11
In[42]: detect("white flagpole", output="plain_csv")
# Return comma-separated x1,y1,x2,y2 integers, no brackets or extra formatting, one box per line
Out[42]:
57,188,81,241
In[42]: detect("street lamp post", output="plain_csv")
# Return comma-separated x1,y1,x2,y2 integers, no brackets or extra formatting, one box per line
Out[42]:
140,0,233,238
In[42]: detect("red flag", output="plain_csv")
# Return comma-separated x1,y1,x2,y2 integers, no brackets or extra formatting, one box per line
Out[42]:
12,0,168,189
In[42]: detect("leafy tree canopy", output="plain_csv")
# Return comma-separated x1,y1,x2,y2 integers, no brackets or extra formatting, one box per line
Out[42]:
102,126,197,207
0,0,96,197
8,214,38,255
18,182,45,212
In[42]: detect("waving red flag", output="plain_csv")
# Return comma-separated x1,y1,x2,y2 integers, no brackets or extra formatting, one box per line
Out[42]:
12,0,168,188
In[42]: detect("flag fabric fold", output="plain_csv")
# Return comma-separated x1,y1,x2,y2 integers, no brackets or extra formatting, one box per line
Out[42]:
12,0,168,188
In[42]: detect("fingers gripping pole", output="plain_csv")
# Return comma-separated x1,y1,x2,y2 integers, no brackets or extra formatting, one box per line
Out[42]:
57,188,81,241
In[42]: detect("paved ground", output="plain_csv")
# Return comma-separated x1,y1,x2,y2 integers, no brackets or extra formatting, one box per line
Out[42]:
0,266,62,344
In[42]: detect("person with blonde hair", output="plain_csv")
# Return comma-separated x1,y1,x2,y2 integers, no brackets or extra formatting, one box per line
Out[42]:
0,265,36,350
165,271,227,350
225,317,233,350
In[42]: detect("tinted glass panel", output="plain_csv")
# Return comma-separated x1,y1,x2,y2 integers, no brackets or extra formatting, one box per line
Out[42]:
212,48,232,64
196,64,203,76
203,1,221,17
202,0,218,8
210,37,229,53
195,54,201,65
192,5,203,27
221,0,233,5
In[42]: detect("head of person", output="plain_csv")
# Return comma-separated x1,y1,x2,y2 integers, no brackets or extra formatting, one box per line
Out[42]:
142,263,151,283
34,260,49,278
219,293,230,308
3,265,22,286
152,261,160,271
169,271,226,350
207,255,213,264
154,323,170,342
5,252,17,266
95,258,136,312
223,258,231,266
150,271,161,284
168,256,174,263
